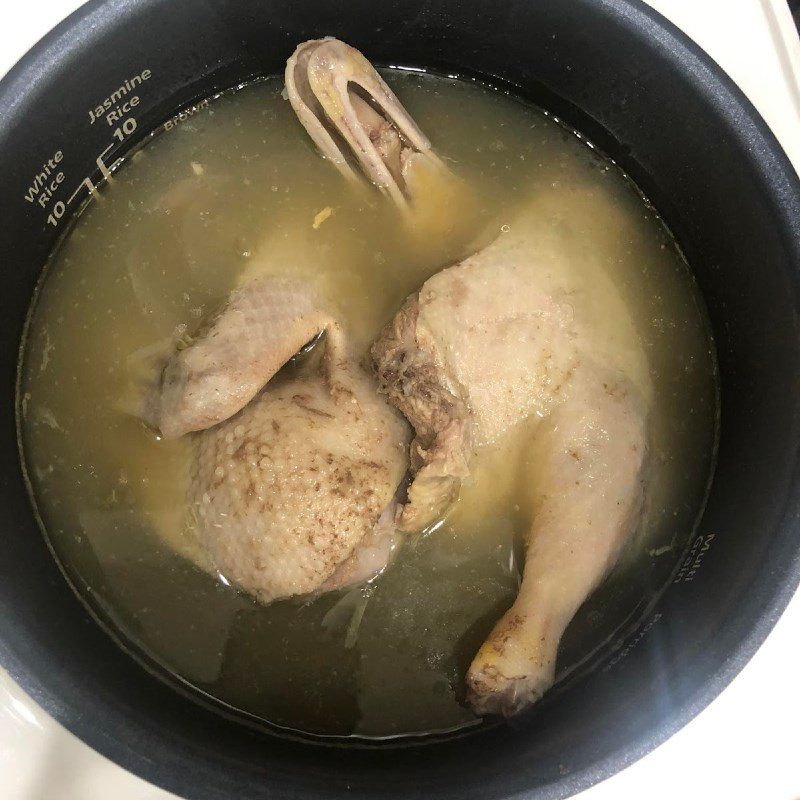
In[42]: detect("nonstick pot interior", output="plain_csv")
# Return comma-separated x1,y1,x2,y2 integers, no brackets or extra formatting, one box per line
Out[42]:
1,1,799,798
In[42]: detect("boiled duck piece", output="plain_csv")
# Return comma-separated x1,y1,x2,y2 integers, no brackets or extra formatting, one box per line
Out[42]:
146,277,409,602
372,223,647,714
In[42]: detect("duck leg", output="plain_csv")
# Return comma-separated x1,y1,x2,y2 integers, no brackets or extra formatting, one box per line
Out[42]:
466,366,647,715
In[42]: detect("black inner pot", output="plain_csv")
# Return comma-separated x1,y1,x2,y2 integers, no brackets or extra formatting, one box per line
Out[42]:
1,1,799,798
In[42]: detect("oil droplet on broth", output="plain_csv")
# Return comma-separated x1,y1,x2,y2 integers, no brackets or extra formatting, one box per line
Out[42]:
19,71,717,736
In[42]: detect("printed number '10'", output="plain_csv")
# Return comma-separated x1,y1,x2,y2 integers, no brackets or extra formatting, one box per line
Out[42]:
113,117,137,141
46,201,66,227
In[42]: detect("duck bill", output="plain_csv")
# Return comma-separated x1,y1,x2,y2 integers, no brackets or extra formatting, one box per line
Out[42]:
285,38,445,208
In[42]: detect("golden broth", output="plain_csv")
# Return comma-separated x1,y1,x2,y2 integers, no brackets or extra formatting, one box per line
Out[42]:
19,72,717,736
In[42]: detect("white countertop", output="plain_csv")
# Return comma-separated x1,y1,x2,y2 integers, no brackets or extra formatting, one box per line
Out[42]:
2,2,800,798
